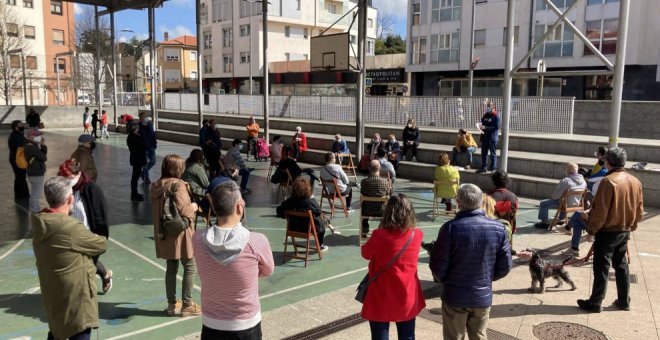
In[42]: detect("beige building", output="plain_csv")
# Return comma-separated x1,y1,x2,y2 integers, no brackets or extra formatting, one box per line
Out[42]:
157,34,199,93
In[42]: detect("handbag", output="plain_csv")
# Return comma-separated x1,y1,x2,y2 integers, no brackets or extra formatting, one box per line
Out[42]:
355,229,415,303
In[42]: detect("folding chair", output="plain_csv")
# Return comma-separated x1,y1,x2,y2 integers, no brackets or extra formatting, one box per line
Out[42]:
336,153,358,183
432,178,459,221
194,193,215,229
380,172,394,196
548,189,588,231
283,210,323,267
320,178,349,219
267,160,279,181
359,195,389,245
276,169,293,203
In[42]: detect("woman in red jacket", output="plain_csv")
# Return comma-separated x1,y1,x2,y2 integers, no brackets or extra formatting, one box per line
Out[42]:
292,126,308,161
361,193,425,340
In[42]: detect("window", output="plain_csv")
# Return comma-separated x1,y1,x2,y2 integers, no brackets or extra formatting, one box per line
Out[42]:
327,2,338,14
240,24,250,37
536,0,576,10
190,71,197,79
474,29,486,47
52,29,65,45
412,2,421,25
203,32,212,49
431,0,439,22
222,28,232,47
240,52,250,64
203,55,213,73
190,51,197,61
24,25,35,39
164,69,180,83
410,36,427,65
430,32,460,63
51,0,62,14
588,0,618,5
585,19,618,55
164,48,179,62
367,40,375,55
9,55,20,68
6,0,16,5
201,3,207,23
23,0,32,8
223,54,233,73
502,26,520,45
54,59,66,73
285,26,290,37
440,0,462,22
533,23,574,57
26,56,37,69
368,18,373,28
7,23,19,37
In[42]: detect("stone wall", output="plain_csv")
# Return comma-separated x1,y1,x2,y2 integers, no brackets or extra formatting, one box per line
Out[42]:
573,101,660,139
0,105,141,129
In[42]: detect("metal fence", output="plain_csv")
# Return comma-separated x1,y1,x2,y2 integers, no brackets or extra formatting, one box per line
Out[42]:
161,93,575,134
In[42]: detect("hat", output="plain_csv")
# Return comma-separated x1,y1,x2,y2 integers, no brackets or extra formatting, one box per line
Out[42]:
26,129,42,139
78,134,95,143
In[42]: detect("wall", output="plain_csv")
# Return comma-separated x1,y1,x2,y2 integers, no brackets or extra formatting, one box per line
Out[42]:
0,106,141,128
573,100,660,139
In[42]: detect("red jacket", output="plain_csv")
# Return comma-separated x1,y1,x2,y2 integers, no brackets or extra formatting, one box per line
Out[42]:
293,132,308,152
100,114,108,125
361,227,425,322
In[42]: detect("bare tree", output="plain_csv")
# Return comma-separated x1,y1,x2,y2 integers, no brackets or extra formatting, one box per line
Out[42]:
0,2,31,105
75,6,114,102
376,13,395,40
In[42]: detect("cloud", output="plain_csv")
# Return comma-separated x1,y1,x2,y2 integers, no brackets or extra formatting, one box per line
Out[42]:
158,25,193,40
74,3,84,15
372,0,408,19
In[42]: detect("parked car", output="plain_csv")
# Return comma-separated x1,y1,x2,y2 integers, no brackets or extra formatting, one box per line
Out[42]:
77,95,91,105
103,97,113,106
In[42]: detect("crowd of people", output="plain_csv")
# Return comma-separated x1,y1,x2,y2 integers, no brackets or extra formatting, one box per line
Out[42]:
6,105,644,340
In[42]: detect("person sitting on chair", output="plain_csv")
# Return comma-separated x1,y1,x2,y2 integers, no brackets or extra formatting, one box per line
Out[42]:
277,177,333,251
225,139,253,195
332,134,350,164
534,163,586,229
360,160,390,238
271,147,319,187
270,135,284,164
366,133,384,161
383,134,401,171
377,148,396,184
320,152,353,211
434,153,460,212
451,128,478,168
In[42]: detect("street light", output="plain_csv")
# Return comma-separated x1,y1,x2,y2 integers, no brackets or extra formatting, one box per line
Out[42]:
55,51,76,105
8,48,28,114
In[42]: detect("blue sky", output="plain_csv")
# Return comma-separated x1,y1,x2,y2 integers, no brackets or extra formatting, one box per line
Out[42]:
75,0,407,43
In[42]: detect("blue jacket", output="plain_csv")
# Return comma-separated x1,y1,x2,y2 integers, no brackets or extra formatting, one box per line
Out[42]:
139,121,157,149
332,140,349,154
481,112,500,143
430,209,512,308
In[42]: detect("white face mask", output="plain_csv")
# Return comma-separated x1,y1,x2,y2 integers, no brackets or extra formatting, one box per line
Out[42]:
238,144,244,151
33,136,42,143
407,124,413,128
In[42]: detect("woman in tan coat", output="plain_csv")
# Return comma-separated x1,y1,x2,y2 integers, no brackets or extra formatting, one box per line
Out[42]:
150,154,201,317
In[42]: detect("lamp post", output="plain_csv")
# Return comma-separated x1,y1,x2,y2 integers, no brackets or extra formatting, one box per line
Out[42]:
8,49,28,114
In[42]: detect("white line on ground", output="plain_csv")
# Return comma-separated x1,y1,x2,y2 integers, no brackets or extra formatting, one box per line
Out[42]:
0,239,25,262
108,238,201,291
104,316,198,340
260,266,367,300
639,252,660,258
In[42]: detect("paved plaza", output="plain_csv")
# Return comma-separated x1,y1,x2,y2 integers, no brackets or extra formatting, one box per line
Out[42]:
1,129,659,340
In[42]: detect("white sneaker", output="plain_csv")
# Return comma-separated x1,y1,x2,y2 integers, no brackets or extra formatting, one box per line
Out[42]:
321,245,329,252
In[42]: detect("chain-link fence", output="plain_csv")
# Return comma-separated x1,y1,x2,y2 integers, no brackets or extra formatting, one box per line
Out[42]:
161,93,575,134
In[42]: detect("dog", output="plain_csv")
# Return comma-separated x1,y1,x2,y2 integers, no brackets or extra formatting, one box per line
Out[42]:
527,249,576,294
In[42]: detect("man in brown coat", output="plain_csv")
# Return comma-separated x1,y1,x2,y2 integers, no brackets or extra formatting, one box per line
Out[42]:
578,147,644,313
71,134,98,181
32,176,107,339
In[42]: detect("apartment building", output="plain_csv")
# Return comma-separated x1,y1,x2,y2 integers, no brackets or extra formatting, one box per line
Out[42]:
158,33,199,92
1,0,75,106
200,0,377,94
406,0,660,100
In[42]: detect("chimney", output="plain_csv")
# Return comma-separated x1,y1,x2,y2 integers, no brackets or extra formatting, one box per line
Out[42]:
164,32,169,41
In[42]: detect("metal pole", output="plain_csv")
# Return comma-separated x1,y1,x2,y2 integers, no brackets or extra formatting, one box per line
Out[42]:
149,6,158,128
29,74,33,105
95,6,102,113
111,12,118,126
249,1,253,95
608,0,630,148
56,56,61,105
501,0,515,171
20,51,27,112
468,0,475,96
196,0,203,128
262,0,270,141
356,0,367,158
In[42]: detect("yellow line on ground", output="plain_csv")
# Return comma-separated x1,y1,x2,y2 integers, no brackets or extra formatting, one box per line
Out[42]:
0,239,25,262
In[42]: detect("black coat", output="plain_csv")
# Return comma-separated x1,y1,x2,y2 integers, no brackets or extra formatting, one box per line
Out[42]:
79,182,109,238
276,197,326,234
127,132,146,167
402,127,420,145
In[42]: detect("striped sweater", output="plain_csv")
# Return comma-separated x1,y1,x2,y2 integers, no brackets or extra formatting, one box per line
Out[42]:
193,229,274,331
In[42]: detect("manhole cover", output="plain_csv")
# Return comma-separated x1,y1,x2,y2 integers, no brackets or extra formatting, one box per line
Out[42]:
533,322,608,340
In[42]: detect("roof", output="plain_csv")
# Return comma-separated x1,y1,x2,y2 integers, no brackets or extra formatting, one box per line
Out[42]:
62,0,166,12
160,35,197,48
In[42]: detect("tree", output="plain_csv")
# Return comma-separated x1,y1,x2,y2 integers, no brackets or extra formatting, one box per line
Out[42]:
376,13,395,40
0,2,30,105
375,35,406,55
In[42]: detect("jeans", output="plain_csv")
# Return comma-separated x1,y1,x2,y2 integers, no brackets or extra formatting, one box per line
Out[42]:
342,186,353,208
48,328,91,340
239,168,251,190
369,318,416,340
302,169,318,187
246,136,257,159
131,165,141,196
166,258,196,305
537,198,560,223
92,255,108,281
402,143,418,160
28,175,44,213
451,147,476,166
142,148,157,180
588,231,630,306
568,212,588,249
442,303,490,340
11,161,29,199
201,323,262,340
480,140,497,171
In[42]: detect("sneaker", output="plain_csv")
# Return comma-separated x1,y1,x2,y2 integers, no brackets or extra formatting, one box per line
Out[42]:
346,208,354,213
613,299,631,311
577,299,602,313
166,299,183,316
180,302,202,317
320,245,329,252
102,270,113,294
562,247,580,257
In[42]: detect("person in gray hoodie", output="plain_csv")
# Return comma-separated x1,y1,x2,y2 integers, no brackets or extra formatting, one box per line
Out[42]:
534,163,586,228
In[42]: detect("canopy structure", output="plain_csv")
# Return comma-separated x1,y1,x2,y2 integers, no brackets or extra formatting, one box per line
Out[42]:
62,0,165,13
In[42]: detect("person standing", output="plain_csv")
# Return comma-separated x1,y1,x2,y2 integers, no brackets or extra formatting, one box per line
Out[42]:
292,126,307,161
225,139,252,194
127,124,147,201
139,112,158,184
193,181,274,339
24,129,48,213
430,184,512,339
477,102,500,173
26,109,42,130
203,119,223,177
83,107,91,134
361,194,425,340
402,118,420,161
245,116,260,160
150,155,201,317
32,176,107,340
71,134,98,182
91,109,99,138
100,110,110,138
577,147,644,313
8,120,29,199
198,119,209,148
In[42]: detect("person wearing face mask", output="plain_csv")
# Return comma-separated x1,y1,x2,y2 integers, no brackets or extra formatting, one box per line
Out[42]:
292,126,308,161
71,134,98,182
477,102,500,173
225,139,253,195
8,120,29,199
245,117,260,161
24,129,48,213
384,134,401,171
139,111,158,184
402,118,421,161
366,133,384,161
332,134,350,164
452,129,478,168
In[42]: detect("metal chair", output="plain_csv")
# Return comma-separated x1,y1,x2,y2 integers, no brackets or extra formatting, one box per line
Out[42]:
432,178,459,221
283,210,323,267
359,195,389,245
548,189,588,231
320,178,349,219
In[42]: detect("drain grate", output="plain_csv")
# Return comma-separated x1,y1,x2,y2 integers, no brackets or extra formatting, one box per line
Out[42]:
609,272,637,284
533,322,608,340
281,313,365,340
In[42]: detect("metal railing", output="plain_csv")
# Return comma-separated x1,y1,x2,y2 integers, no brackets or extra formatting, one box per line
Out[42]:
161,93,575,134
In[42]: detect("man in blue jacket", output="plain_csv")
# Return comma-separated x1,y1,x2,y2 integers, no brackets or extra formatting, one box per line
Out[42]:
138,112,157,183
477,102,500,173
430,183,512,340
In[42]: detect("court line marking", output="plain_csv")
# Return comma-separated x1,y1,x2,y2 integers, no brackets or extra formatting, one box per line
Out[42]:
0,239,25,262
104,316,198,340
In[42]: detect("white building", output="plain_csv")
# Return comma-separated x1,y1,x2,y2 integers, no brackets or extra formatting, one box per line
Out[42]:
406,0,660,100
200,0,377,94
